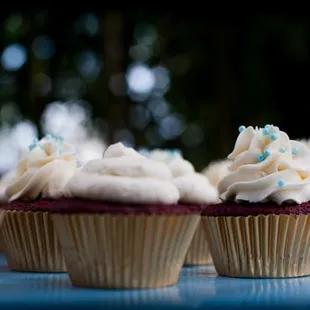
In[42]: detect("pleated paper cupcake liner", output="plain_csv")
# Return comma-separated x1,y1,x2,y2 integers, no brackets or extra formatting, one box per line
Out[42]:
184,220,213,265
2,210,66,272
52,214,200,288
0,232,4,252
0,210,4,224
0,211,4,252
202,214,310,278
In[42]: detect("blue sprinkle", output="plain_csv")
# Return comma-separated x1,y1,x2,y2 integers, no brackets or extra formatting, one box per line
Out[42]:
257,154,265,162
270,133,278,141
278,179,285,188
28,143,36,151
292,147,298,155
262,128,269,135
169,149,181,159
238,125,246,133
279,147,285,153
264,124,271,130
28,137,40,151
45,134,52,140
274,126,279,131
264,149,271,157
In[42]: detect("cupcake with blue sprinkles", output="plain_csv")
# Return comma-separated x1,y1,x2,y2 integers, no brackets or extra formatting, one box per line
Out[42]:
202,124,310,278
2,134,78,272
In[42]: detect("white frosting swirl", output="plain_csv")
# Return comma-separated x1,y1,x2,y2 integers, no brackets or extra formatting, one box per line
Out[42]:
65,143,180,204
0,171,15,203
219,125,310,205
6,136,77,202
168,156,195,177
145,149,218,204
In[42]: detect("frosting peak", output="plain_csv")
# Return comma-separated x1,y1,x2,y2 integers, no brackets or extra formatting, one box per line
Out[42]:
65,143,179,204
169,156,195,177
145,149,218,204
104,142,143,159
219,125,310,205
6,135,77,202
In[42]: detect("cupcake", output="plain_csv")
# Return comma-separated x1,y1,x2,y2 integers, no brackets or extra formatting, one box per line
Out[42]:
147,149,219,265
50,142,201,288
202,124,310,278
2,135,77,272
201,159,232,189
0,171,15,252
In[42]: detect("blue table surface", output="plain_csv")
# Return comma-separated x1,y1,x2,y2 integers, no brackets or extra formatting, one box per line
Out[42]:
1,253,310,310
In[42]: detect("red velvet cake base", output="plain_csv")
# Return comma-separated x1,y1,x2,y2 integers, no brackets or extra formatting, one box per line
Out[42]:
48,198,203,215
3,200,54,212
202,202,310,217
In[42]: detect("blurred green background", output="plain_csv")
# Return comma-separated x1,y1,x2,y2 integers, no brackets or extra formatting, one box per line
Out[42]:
0,11,309,174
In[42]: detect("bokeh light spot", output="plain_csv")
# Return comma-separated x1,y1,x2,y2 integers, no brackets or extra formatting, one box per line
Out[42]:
181,124,204,147
158,114,186,140
32,36,55,60
76,13,99,36
148,98,170,120
129,104,151,130
5,13,23,33
152,66,170,95
76,51,101,81
126,64,155,95
1,44,27,71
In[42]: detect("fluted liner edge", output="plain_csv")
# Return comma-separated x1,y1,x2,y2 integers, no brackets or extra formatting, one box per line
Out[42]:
202,214,310,278
52,214,200,288
184,220,213,265
2,211,66,272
